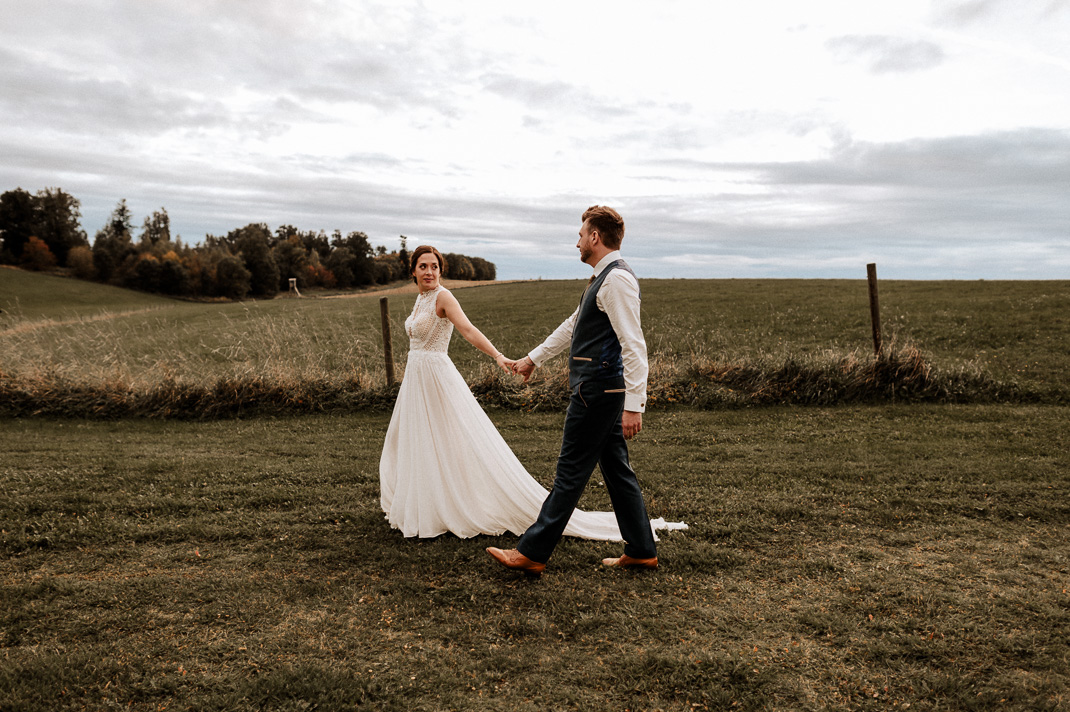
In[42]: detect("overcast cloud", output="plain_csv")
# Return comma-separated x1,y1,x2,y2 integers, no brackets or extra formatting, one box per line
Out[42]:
2,0,1068,279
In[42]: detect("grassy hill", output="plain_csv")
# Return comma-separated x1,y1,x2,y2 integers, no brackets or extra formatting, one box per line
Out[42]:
0,266,175,322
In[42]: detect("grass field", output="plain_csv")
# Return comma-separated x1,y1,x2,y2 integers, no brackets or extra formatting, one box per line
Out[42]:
3,269,1067,417
1,269,1069,710
2,406,1068,710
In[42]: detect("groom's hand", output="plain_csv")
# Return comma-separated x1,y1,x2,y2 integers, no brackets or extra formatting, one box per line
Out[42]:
513,356,536,382
622,410,642,440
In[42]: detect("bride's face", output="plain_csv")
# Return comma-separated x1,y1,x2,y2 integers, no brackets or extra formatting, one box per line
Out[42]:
413,253,442,292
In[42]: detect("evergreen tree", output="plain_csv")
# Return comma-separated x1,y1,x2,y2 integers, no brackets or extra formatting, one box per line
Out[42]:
139,208,171,249
92,199,136,282
398,235,409,273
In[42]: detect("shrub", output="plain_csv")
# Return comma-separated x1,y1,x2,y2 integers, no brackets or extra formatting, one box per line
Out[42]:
214,255,252,299
302,263,336,289
66,245,96,279
157,253,191,296
325,247,355,288
123,254,163,292
19,236,57,271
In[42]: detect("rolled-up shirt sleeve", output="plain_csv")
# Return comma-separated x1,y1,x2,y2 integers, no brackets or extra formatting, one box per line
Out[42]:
528,307,578,367
598,270,648,413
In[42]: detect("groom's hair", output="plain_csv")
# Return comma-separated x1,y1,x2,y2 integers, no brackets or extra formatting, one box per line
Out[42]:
409,245,448,282
582,206,624,249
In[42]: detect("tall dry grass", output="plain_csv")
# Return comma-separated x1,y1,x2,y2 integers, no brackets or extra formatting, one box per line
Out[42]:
4,276,1060,419
0,309,1031,418
1,305,399,418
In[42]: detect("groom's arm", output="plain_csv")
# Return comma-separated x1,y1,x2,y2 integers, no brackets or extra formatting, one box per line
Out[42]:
515,307,579,379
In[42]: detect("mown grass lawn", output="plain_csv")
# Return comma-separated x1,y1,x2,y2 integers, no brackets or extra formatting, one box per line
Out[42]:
2,406,1068,711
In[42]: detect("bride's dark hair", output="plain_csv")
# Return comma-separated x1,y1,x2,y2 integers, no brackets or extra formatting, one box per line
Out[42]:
409,245,448,283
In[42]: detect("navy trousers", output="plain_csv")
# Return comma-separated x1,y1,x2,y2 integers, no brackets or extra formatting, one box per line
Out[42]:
517,376,658,564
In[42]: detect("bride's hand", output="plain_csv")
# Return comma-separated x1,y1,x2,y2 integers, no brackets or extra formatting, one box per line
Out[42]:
496,353,516,373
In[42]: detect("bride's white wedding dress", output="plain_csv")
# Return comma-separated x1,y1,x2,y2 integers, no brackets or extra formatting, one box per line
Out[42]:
379,285,686,540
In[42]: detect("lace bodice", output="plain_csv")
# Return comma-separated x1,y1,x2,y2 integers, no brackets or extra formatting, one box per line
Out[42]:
405,286,453,353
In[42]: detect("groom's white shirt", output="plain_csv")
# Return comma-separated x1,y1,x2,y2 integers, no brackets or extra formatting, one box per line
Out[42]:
527,251,648,413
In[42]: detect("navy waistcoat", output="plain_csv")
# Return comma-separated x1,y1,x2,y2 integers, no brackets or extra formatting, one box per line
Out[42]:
568,259,638,388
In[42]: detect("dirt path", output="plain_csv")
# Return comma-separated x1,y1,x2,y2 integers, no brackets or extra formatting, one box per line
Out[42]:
0,306,169,337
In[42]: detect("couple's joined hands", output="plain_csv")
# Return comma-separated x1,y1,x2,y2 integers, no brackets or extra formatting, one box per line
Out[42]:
494,354,536,382
494,354,640,438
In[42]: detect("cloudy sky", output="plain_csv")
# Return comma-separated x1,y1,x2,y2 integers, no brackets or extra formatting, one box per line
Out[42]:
2,0,1068,280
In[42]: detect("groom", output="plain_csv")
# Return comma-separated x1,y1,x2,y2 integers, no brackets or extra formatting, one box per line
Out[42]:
487,206,658,576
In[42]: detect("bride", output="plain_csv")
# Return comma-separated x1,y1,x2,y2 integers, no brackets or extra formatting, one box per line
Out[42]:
379,245,678,541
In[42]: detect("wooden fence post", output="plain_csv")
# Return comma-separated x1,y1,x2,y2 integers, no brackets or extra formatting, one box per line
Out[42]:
867,263,882,356
379,297,396,386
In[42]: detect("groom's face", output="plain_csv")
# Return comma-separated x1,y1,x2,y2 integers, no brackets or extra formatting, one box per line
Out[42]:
577,221,596,265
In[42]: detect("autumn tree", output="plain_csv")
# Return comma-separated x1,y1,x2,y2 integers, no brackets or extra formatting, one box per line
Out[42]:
66,245,96,279
469,256,496,281
20,236,57,271
444,253,474,280
33,187,88,264
373,252,405,283
325,247,356,288
0,187,86,265
124,254,163,292
157,251,191,295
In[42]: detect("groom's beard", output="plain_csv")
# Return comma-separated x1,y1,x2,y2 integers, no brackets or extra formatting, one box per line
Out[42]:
579,245,593,263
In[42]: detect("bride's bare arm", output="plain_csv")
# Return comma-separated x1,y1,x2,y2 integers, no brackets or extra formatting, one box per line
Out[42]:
436,289,514,372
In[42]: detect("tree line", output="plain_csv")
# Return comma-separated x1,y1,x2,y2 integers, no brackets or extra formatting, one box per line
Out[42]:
0,187,496,299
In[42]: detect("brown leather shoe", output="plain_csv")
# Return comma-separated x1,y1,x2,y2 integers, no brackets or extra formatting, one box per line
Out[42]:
486,547,546,577
602,553,659,570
